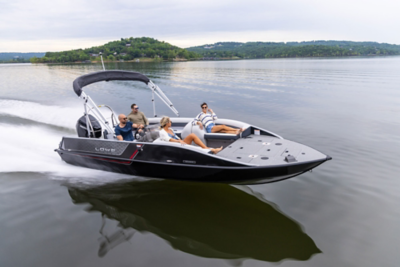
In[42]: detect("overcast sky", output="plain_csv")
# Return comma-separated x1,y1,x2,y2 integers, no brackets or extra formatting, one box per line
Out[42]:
1,0,399,52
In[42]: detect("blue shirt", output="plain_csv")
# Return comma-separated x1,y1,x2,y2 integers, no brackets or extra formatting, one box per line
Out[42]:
115,121,134,141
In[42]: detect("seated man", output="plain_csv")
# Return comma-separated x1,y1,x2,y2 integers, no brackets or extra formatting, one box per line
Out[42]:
127,103,149,130
192,102,244,134
115,114,135,141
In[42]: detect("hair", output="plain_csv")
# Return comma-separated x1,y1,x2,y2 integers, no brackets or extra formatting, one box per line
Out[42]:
131,103,137,109
200,102,207,108
160,116,170,129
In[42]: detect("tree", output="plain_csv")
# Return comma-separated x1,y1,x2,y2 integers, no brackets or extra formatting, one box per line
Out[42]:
167,51,176,59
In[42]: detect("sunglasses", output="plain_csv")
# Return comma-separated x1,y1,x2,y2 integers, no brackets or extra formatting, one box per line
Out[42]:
134,107,139,110
122,117,127,120
202,106,207,109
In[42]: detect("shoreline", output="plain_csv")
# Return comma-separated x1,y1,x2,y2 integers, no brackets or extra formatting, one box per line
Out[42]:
2,54,399,65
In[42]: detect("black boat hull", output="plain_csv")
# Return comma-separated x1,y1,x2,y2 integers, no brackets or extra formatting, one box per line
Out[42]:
56,148,329,185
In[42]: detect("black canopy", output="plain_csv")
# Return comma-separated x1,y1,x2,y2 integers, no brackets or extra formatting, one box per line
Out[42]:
73,70,150,97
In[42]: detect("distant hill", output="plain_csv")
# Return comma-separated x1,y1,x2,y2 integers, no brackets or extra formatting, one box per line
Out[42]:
0,52,45,63
187,41,400,59
30,37,200,63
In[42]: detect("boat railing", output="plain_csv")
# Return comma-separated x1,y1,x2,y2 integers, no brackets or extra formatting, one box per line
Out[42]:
81,92,117,139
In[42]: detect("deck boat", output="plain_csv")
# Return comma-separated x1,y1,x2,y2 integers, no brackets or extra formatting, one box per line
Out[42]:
55,70,331,184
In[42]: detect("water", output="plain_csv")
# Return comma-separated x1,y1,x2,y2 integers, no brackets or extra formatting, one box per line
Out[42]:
1,57,400,267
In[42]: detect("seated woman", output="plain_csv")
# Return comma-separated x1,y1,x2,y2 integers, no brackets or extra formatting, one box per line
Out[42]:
193,102,245,134
159,117,223,154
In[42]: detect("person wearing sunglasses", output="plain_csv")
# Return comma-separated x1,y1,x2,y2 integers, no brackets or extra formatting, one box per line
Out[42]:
127,103,149,130
115,114,136,141
192,102,243,134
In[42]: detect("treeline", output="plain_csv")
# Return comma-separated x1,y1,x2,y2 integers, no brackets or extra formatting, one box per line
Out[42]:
187,41,400,59
0,52,45,63
266,45,360,58
0,58,30,63
30,37,200,63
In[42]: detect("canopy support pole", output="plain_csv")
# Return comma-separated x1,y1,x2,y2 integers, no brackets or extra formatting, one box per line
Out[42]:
147,81,179,117
100,53,105,71
151,85,157,117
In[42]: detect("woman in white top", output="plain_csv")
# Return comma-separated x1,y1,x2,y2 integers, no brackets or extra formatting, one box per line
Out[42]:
159,117,222,154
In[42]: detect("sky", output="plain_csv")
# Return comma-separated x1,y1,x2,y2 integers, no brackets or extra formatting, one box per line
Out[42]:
1,0,399,52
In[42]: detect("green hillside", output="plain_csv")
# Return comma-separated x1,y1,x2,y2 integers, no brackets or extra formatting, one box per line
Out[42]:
187,41,400,59
26,39,400,64
30,37,200,63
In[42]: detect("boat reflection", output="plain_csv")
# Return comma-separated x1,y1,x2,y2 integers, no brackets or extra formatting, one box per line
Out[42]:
66,179,321,263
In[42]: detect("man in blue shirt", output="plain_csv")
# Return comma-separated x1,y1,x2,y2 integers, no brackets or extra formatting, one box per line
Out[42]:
115,114,135,141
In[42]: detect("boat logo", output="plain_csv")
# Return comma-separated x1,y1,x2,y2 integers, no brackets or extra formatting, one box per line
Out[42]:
95,147,116,153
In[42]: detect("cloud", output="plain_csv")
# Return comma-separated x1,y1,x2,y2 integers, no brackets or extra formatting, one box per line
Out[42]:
1,0,399,52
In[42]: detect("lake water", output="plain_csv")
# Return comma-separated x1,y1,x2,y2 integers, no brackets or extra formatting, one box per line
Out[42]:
1,57,400,267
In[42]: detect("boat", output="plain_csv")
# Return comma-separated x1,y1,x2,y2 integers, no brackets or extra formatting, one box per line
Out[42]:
55,70,331,184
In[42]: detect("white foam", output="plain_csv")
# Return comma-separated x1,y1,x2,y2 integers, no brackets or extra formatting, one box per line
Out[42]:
0,122,135,182
0,99,83,130
0,123,72,172
0,99,146,185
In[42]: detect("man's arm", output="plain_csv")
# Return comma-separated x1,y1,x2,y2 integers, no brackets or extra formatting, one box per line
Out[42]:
115,128,123,141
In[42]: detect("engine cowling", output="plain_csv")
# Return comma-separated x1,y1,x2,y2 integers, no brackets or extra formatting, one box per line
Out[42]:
76,114,102,138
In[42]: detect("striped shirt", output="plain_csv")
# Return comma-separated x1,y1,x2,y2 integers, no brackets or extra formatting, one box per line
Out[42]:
192,112,218,128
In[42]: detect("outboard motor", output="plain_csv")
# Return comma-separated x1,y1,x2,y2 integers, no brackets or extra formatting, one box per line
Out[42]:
76,114,102,138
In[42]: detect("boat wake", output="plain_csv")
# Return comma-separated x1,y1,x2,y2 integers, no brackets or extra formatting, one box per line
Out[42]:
0,99,81,130
0,99,132,184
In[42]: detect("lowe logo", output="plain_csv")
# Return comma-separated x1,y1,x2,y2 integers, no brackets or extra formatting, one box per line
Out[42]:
95,147,116,153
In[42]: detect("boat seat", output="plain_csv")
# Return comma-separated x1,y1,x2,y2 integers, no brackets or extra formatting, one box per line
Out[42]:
181,123,207,146
181,119,251,145
148,126,160,140
204,133,239,140
135,125,160,142
205,127,252,140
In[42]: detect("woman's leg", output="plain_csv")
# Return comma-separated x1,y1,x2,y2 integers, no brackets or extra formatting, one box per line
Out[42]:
183,133,207,148
183,133,223,153
211,125,240,134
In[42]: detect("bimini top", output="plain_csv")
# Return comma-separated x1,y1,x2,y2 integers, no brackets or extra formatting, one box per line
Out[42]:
73,70,150,97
